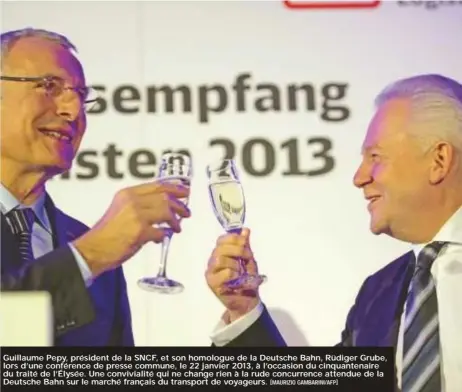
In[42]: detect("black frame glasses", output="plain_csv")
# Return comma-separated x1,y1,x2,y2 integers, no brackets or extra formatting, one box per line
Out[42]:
0,74,99,110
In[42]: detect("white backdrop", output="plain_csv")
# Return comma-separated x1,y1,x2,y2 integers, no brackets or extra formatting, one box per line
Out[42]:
2,1,461,346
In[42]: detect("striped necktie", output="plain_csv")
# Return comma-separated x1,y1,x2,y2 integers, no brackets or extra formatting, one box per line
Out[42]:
402,241,447,392
6,208,36,264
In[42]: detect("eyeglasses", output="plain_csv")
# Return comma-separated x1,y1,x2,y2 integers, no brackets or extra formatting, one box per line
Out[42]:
0,74,99,111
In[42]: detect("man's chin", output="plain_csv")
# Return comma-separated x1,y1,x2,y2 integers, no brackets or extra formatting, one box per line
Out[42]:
42,158,74,176
369,219,386,235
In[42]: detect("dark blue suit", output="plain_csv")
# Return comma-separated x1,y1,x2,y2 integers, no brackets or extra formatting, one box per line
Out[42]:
225,252,414,348
1,195,134,346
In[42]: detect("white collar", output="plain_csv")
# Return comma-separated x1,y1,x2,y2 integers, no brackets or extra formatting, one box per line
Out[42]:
411,205,462,257
0,183,52,234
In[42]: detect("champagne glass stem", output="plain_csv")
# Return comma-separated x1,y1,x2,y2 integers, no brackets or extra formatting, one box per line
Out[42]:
228,228,247,276
157,234,172,278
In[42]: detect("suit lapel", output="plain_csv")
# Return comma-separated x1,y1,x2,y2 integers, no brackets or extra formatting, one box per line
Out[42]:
44,194,80,246
0,213,22,272
368,252,415,347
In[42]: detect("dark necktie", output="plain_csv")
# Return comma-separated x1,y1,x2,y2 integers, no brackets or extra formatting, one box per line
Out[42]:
6,208,36,264
402,241,447,392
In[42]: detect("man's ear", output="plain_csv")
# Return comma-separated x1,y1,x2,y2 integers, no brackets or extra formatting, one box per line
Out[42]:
429,141,454,185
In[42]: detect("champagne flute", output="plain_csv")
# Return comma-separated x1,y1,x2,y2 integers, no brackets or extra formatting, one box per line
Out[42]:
206,159,267,290
137,152,192,294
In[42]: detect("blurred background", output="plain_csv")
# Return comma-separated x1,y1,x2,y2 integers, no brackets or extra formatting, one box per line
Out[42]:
1,0,461,346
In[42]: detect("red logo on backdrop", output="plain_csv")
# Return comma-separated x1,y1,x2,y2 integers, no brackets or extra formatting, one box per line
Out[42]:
283,1,381,9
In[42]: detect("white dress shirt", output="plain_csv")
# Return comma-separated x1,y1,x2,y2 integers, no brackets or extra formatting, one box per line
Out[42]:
211,206,462,392
0,184,93,287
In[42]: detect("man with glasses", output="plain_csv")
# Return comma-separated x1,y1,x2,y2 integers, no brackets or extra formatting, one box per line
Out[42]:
0,28,191,345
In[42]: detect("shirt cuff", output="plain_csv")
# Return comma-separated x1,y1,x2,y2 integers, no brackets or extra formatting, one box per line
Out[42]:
68,243,94,287
210,301,264,346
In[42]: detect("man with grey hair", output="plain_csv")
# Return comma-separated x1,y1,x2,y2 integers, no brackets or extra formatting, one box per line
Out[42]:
0,28,191,345
205,74,462,391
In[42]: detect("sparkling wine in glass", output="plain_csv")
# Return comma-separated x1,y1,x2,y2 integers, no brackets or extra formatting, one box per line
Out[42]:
137,152,192,294
207,159,267,290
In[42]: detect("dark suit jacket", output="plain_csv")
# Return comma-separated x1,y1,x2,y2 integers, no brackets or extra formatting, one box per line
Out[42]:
1,195,134,346
226,252,415,347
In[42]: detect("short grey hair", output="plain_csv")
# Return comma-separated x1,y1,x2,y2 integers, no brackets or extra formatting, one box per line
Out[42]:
1,27,77,59
375,74,462,153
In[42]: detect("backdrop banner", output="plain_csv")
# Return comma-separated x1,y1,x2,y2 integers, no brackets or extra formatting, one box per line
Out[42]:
2,0,461,346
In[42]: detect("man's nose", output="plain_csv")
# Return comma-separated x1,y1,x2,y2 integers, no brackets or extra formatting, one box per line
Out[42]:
353,162,372,189
55,90,82,122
